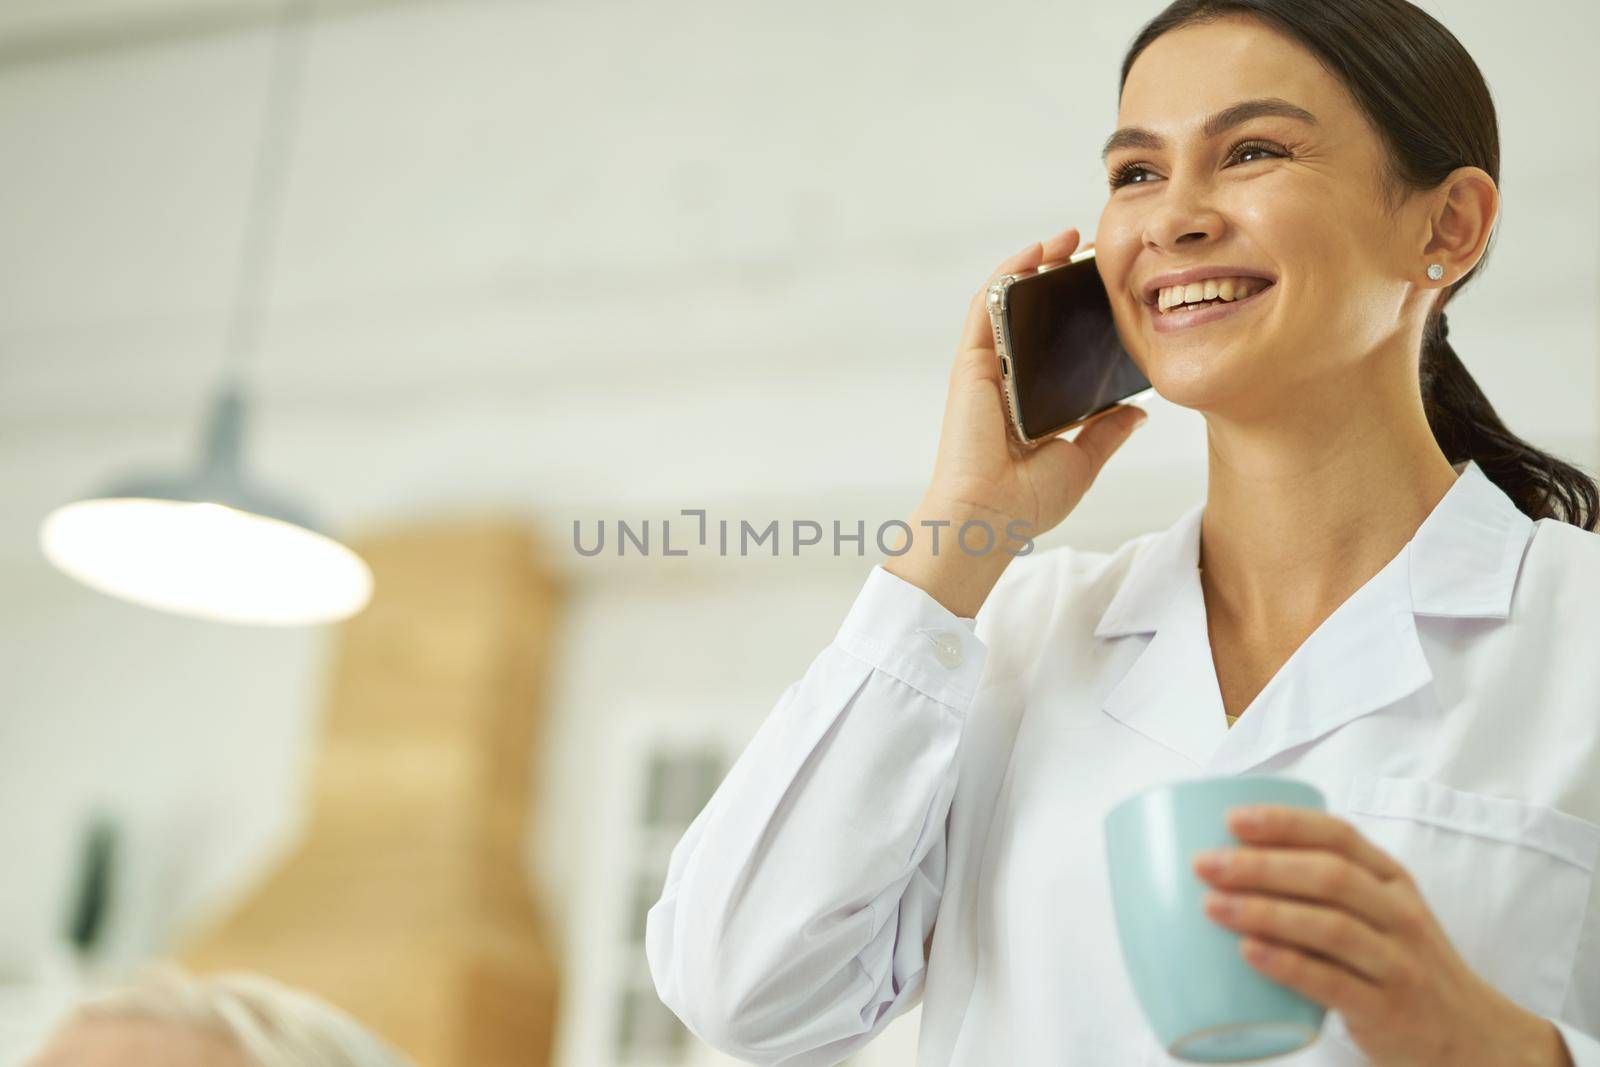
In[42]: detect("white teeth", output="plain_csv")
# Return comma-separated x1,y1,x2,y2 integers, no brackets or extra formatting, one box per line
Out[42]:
1155,276,1271,312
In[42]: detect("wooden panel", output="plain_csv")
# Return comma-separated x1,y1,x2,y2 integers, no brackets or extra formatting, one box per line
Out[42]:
182,517,563,1066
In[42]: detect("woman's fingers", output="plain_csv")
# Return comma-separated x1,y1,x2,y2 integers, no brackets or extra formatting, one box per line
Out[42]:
1198,843,1414,937
1205,891,1403,986
957,227,1081,367
1038,228,1085,269
957,288,995,366
1228,807,1412,886
1021,404,1146,501
956,243,1034,359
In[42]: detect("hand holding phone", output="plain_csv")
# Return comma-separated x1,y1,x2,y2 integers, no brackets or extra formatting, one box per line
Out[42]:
988,245,1154,445
886,228,1148,617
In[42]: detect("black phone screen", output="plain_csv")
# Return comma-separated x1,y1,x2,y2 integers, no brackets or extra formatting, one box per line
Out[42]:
1005,255,1151,439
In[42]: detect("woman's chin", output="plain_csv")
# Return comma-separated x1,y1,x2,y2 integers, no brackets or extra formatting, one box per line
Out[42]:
1137,356,1247,411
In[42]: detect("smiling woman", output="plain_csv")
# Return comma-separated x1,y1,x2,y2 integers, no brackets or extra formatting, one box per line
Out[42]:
1097,0,1597,532
646,2,1600,1065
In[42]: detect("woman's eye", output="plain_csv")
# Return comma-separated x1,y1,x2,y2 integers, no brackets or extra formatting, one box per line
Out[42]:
1106,140,1287,190
1107,163,1153,189
1230,140,1286,165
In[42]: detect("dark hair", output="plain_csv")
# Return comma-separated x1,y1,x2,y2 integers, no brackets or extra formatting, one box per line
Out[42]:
1120,0,1599,530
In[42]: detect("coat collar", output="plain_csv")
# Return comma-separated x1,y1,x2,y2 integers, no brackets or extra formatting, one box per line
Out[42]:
1093,460,1535,774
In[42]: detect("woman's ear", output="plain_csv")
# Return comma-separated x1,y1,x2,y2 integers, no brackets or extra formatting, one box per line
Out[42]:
1421,166,1498,281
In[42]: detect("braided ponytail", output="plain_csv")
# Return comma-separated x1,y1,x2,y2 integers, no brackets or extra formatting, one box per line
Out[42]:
1421,309,1598,528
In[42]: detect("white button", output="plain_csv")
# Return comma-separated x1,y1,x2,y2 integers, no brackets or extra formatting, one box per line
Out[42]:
929,631,964,669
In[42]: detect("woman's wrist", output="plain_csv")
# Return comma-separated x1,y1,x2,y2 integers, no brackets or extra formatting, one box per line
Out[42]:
1461,990,1575,1067
882,498,1022,619
1505,1010,1574,1067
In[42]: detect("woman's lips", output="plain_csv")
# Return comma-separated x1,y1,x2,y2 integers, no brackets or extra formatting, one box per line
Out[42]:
1148,281,1276,333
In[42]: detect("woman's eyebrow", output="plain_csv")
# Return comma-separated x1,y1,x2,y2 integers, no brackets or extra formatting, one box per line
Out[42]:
1100,98,1319,162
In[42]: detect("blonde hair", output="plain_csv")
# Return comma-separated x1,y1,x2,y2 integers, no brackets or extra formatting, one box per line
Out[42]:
65,966,414,1067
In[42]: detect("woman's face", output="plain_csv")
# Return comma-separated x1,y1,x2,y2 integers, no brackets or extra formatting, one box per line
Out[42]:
1095,16,1426,419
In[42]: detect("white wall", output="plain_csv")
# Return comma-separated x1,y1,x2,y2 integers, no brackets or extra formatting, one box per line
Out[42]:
0,0,1595,1063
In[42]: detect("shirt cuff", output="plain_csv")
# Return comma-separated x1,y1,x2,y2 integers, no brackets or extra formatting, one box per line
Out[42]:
1552,1018,1600,1066
832,564,988,711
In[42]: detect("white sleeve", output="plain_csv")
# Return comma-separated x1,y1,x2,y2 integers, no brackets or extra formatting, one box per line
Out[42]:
1552,1018,1600,1066
645,563,989,1066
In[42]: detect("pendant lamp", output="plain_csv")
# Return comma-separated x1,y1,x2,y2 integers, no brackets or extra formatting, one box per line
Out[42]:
38,0,372,626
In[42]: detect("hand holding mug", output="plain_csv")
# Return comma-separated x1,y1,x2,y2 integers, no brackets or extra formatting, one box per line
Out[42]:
1195,804,1569,1067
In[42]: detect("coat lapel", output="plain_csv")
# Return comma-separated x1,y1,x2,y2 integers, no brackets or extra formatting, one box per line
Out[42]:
1096,502,1227,766
1094,460,1534,775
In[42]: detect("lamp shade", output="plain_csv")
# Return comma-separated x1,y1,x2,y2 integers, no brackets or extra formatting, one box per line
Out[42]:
38,387,372,626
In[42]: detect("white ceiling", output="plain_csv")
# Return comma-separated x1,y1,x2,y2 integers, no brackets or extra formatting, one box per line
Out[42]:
0,0,415,65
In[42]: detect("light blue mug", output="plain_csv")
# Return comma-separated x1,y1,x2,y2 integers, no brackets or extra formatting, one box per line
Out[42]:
1105,774,1327,1062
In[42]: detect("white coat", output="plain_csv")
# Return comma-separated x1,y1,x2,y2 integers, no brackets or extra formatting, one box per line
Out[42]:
646,459,1600,1066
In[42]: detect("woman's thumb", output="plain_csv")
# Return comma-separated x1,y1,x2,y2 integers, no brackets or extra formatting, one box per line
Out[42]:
1075,405,1147,473
1028,404,1147,491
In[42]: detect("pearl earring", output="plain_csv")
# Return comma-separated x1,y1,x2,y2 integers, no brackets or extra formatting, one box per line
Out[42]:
1426,263,1445,281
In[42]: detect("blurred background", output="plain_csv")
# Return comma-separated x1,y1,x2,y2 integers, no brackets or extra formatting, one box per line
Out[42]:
0,0,1594,1064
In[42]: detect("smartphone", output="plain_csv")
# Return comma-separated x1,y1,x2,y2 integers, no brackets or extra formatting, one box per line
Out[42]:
985,246,1153,446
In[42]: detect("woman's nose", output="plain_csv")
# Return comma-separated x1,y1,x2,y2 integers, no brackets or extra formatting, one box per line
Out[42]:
1141,178,1226,251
